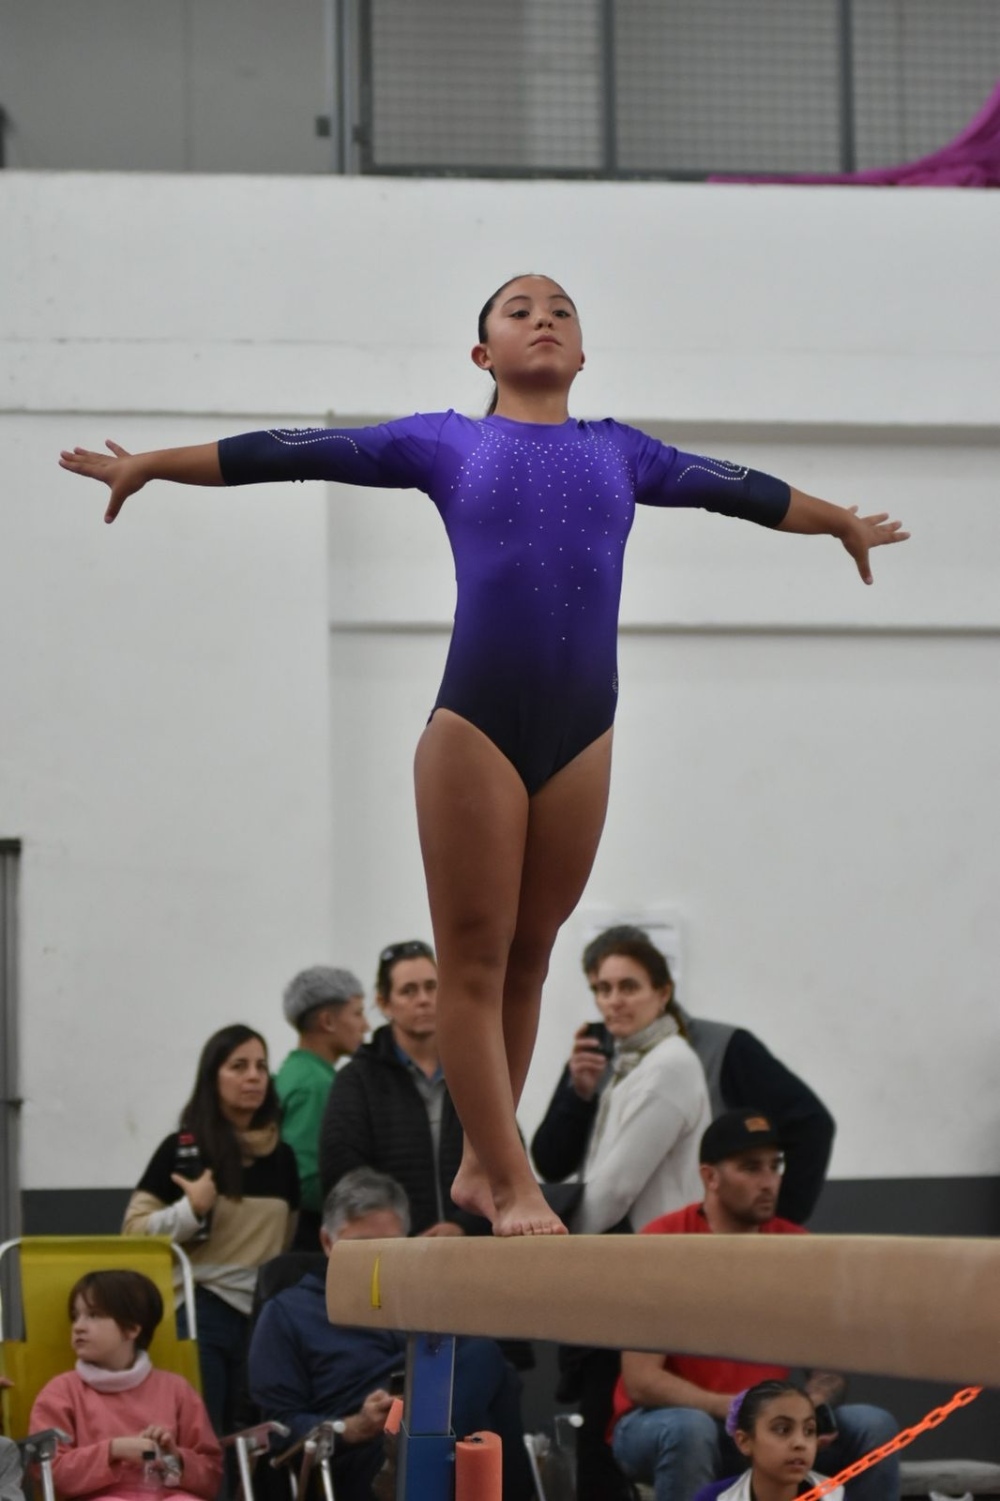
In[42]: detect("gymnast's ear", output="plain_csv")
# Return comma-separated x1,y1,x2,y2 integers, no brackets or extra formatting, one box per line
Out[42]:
471,343,492,372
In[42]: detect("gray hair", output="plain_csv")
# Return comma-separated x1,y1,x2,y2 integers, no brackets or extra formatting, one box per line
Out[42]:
282,965,364,1030
321,1168,411,1240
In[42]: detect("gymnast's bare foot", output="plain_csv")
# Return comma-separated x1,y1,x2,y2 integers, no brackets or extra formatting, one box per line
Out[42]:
492,1181,567,1238
451,1145,497,1225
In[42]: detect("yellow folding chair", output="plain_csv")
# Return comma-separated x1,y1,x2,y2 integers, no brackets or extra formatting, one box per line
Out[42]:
1,1237,288,1501
0,1234,200,1442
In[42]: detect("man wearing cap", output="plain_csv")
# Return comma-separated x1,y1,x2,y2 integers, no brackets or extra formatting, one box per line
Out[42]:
276,965,368,1250
610,1109,899,1501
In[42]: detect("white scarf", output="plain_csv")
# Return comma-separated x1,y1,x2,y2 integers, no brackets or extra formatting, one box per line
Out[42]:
716,1470,844,1501
590,1011,679,1152
75,1350,153,1393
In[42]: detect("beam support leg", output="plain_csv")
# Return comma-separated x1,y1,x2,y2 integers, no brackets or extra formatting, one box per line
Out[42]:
396,1332,456,1501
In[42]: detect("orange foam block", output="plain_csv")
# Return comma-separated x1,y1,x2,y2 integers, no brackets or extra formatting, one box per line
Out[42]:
455,1430,501,1501
384,1397,403,1435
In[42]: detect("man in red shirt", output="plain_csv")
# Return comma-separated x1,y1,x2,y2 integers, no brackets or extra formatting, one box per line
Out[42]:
610,1109,899,1501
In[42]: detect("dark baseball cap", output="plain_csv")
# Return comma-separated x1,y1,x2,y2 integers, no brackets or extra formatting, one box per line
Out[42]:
699,1108,784,1165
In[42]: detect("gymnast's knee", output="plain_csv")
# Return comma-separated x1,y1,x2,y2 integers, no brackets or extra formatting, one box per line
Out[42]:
505,928,556,992
437,918,516,993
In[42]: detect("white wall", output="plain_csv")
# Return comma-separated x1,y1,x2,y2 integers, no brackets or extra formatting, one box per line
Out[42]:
2,172,998,1188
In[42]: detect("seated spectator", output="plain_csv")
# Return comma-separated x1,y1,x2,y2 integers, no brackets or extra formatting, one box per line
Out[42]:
123,1024,300,1435
276,965,367,1251
693,1381,844,1501
567,932,711,1235
532,923,835,1225
318,940,487,1236
28,1270,222,1501
248,1168,534,1501
611,1110,899,1501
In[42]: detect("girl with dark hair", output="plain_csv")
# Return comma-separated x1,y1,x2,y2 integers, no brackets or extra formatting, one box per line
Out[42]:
123,1026,299,1434
29,1269,222,1501
62,275,908,1238
693,1382,844,1501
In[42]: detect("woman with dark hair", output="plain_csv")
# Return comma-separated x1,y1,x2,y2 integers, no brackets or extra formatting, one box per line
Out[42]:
123,1025,299,1434
571,932,710,1235
29,1269,222,1501
63,275,907,1238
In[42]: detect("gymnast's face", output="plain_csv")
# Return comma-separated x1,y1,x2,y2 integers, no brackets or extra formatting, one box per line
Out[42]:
734,1391,817,1485
591,954,672,1040
473,275,585,394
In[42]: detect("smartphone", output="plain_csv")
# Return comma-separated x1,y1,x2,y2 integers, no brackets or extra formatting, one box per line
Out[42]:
388,1370,406,1399
814,1402,838,1437
582,1021,614,1059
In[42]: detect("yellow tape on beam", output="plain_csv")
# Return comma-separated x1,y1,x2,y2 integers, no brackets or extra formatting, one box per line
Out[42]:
326,1233,1000,1387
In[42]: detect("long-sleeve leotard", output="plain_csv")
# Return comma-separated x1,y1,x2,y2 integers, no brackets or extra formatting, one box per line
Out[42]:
219,411,789,792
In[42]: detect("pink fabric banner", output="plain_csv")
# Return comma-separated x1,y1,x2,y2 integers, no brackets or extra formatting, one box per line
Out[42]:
710,76,1000,186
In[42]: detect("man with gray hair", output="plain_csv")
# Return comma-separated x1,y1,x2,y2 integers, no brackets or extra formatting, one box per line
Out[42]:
248,1169,535,1501
276,965,367,1249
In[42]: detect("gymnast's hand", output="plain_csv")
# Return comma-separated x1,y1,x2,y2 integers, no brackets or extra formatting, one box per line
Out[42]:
840,505,910,585
60,438,223,522
779,488,909,584
59,440,149,523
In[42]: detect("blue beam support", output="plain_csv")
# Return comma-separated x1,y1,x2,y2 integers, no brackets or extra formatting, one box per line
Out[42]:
396,1332,456,1500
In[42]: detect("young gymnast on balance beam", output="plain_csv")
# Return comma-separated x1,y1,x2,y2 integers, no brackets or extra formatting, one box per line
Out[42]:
60,273,909,1238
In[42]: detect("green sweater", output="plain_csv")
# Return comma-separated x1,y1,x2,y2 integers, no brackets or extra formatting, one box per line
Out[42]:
275,1049,336,1214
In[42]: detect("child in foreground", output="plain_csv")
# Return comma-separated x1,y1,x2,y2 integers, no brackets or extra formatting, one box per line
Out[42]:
29,1270,222,1501
694,1381,845,1501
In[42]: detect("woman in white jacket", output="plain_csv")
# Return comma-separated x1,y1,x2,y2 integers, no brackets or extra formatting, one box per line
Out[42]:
572,933,710,1235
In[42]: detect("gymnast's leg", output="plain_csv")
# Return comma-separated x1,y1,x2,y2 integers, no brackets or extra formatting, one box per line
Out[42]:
414,708,611,1236
451,722,612,1233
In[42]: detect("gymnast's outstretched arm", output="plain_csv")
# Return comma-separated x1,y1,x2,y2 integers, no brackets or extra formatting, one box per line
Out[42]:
61,416,445,524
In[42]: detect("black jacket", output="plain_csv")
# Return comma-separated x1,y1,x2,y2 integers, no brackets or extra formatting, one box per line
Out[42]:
318,1024,488,1236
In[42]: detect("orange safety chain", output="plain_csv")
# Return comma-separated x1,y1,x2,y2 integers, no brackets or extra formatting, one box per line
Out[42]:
796,1387,982,1501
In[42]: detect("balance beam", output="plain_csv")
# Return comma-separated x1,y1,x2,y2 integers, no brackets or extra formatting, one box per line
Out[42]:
327,1234,1000,1387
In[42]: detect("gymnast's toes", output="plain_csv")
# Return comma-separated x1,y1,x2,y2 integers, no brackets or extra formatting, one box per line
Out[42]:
492,1201,568,1237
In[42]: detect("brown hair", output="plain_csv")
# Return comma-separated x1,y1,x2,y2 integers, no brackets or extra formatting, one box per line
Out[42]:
590,931,687,1037
69,1269,164,1351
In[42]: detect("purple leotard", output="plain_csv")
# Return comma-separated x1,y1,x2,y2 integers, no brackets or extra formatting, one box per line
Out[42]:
219,411,789,793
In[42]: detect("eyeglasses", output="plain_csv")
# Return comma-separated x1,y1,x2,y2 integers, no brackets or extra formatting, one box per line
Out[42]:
378,940,435,966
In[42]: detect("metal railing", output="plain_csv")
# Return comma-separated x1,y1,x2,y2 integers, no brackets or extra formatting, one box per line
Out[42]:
340,0,1000,179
